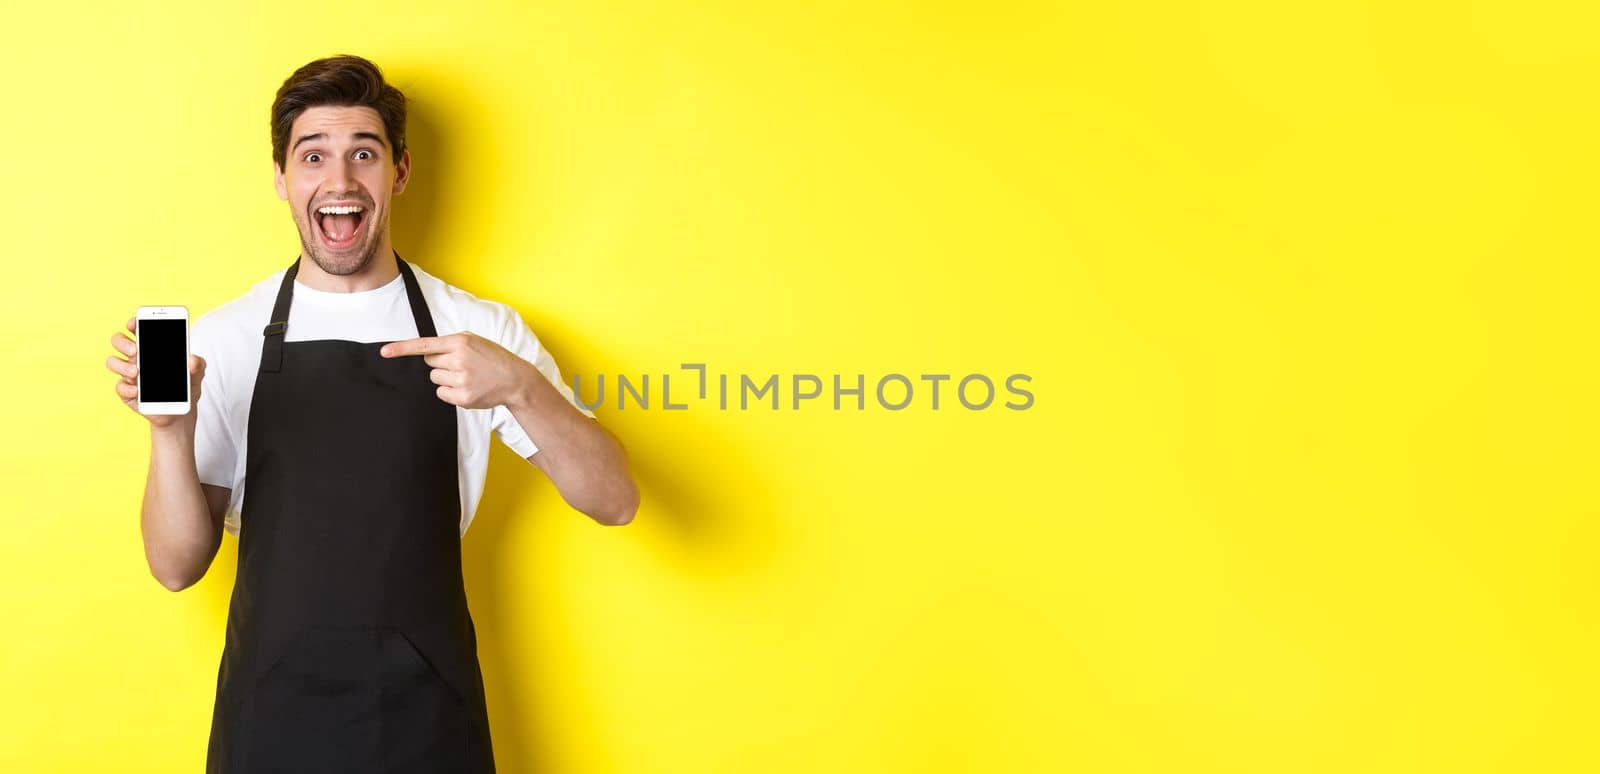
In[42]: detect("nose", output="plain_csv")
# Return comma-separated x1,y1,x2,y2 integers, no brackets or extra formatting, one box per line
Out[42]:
312,153,369,211
327,154,361,197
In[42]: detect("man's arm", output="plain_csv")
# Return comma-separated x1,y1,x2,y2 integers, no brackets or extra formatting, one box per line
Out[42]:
140,425,232,590
108,316,232,590
506,368,639,526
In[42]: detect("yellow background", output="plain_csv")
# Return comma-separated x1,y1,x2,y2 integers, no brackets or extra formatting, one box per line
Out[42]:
1,1,1595,771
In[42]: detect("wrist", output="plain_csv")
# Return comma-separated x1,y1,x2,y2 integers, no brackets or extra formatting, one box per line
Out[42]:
151,418,196,445
505,361,548,413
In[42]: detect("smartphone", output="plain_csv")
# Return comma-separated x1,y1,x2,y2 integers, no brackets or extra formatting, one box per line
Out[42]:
136,305,191,415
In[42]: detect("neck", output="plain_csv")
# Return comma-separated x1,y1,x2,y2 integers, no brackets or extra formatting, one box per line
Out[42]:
295,233,399,293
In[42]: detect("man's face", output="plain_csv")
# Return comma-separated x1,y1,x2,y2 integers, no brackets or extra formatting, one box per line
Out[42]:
274,105,409,276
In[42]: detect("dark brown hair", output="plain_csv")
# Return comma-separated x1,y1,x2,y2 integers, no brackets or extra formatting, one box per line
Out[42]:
270,54,406,171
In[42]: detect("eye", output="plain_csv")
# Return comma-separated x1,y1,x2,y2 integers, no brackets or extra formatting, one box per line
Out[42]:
355,149,375,160
304,152,322,163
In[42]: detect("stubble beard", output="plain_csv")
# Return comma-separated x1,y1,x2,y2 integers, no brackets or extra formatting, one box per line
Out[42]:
296,205,387,277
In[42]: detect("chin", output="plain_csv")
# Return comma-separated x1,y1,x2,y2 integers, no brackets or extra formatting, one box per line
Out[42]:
320,250,374,276
295,228,367,273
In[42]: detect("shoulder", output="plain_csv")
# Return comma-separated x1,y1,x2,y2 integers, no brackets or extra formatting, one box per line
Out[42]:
406,262,526,345
191,268,285,349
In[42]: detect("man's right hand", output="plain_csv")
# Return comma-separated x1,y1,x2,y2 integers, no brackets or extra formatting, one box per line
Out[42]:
107,316,205,429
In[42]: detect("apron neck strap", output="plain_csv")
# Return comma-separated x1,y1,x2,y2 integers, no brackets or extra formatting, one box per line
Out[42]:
395,252,438,339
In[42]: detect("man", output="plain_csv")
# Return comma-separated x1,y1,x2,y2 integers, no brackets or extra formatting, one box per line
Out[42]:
103,54,639,772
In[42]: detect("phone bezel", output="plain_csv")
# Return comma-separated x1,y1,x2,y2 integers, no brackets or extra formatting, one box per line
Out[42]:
135,305,191,415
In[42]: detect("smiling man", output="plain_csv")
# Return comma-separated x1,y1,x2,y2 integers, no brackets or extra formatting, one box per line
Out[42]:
103,55,639,772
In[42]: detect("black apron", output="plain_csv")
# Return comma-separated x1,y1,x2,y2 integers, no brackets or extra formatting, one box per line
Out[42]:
207,251,496,773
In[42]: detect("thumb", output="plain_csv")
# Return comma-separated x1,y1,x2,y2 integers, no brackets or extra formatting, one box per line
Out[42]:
189,355,206,399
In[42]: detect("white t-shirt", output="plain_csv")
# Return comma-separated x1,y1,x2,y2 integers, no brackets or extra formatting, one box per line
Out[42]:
190,261,596,538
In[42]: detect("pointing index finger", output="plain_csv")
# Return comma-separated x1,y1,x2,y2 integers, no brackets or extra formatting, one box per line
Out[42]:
380,337,448,358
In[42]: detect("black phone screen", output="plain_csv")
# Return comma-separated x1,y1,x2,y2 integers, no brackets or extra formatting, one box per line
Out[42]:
138,318,188,403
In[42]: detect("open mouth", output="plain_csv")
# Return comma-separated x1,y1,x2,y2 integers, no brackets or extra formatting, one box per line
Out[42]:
313,203,369,251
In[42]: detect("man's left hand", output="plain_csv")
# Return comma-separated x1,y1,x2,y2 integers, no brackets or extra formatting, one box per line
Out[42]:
380,333,532,410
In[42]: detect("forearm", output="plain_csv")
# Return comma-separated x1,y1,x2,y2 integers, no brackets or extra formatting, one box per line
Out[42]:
141,423,220,590
506,365,639,525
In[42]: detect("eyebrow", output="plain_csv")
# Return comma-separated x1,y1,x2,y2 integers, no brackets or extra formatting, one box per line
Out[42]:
291,131,387,153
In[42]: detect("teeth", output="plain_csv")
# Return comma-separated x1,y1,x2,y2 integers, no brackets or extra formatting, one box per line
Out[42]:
317,205,364,215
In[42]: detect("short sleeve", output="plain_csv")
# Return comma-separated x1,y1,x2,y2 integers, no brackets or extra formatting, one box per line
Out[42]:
491,308,597,459
190,317,237,490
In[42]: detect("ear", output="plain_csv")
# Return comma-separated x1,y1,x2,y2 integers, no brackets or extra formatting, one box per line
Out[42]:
273,160,288,201
393,146,411,196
